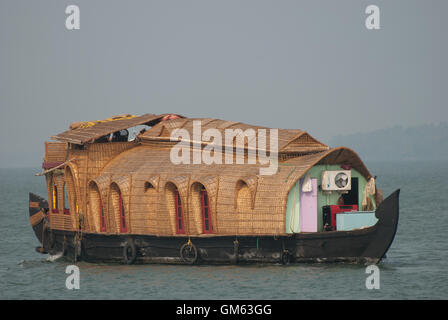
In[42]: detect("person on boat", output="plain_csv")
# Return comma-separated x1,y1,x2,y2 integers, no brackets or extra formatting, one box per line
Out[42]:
110,129,129,142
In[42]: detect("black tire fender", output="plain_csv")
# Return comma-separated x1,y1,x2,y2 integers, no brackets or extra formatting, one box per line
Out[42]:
180,242,198,264
281,250,290,265
123,238,137,265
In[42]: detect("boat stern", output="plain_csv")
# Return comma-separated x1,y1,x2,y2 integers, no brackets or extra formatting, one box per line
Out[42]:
29,192,50,253
361,189,400,262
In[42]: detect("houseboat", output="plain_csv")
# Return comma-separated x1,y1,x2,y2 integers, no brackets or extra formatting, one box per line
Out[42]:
28,113,399,264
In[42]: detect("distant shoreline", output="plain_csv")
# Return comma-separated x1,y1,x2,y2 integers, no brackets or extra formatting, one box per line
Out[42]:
329,123,448,162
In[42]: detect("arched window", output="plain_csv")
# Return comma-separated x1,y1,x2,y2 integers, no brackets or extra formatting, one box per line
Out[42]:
190,182,213,234
143,181,157,233
63,183,70,215
235,180,253,234
119,190,126,232
99,196,106,232
165,182,185,235
235,180,252,212
200,187,213,234
110,183,127,233
65,166,78,229
88,181,106,232
51,176,59,213
174,190,185,234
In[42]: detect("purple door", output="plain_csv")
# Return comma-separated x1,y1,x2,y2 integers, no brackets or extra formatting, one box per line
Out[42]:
300,178,318,232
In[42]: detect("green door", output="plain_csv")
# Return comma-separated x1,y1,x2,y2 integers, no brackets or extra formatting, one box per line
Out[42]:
285,180,300,234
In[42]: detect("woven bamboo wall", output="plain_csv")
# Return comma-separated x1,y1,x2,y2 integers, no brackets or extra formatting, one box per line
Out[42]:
86,142,135,178
143,183,158,233
47,142,136,233
65,149,87,231
94,146,286,236
46,170,78,231
52,141,373,237
128,180,158,235
50,214,74,231
128,176,171,235
44,141,67,162
86,143,135,230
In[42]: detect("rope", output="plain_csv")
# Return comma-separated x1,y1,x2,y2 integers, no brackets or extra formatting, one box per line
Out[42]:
35,159,74,176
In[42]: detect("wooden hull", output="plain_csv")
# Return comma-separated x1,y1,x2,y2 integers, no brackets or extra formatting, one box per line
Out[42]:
28,190,399,264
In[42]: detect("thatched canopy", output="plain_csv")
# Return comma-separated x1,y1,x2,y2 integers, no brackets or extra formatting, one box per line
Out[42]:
140,117,329,154
52,113,171,145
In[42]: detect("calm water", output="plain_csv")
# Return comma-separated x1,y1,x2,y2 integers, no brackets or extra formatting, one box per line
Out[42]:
1,162,447,300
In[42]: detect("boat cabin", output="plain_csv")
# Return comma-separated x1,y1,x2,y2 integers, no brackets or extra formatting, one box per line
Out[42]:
39,113,383,237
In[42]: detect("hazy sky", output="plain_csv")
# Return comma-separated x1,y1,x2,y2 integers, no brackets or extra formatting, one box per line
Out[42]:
1,0,447,167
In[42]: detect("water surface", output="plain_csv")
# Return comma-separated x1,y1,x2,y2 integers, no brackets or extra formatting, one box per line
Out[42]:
1,162,447,299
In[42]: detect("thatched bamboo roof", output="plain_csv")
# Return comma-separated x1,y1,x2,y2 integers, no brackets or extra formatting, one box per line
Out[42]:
50,113,328,154
51,113,170,145
140,117,329,154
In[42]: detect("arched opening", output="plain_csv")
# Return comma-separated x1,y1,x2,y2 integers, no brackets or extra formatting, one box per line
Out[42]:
143,182,158,233
88,181,106,232
201,188,212,233
165,182,185,234
63,183,70,215
99,196,106,232
235,180,253,234
190,183,213,234
65,166,79,229
110,183,127,233
51,175,59,213
235,180,252,212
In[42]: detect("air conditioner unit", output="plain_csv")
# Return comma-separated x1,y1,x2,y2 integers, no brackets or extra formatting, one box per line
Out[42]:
321,170,351,191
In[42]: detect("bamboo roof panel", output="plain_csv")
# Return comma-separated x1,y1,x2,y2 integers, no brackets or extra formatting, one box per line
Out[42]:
140,118,329,154
52,113,170,145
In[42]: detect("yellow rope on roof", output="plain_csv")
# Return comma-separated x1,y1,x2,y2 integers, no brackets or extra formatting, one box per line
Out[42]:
70,114,138,130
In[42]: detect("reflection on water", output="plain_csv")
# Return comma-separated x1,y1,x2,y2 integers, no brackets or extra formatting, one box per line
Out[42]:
1,163,448,299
